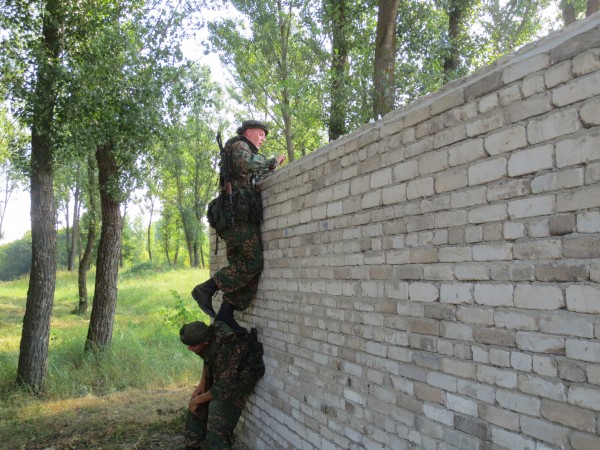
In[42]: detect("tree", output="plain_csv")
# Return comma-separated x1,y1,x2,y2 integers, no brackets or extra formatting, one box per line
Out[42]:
50,0,189,351
2,0,65,392
559,0,598,25
0,107,27,240
324,0,351,140
158,65,222,268
373,0,399,118
77,155,99,315
209,0,328,161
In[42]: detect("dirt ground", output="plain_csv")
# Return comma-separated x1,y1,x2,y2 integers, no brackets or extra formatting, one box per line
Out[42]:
1,386,250,450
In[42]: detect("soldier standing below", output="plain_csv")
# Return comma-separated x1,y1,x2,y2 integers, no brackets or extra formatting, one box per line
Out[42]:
192,120,286,332
180,321,265,450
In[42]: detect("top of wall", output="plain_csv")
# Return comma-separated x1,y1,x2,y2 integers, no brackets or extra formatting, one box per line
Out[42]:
259,11,600,193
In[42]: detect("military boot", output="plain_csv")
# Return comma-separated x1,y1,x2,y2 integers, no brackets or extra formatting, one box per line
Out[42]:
215,302,247,333
191,278,218,318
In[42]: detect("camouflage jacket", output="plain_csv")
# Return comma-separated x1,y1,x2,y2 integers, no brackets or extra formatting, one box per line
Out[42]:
198,321,265,403
223,136,277,190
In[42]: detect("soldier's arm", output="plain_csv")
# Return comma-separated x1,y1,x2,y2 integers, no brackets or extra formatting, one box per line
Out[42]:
191,362,208,398
188,390,215,413
230,143,279,174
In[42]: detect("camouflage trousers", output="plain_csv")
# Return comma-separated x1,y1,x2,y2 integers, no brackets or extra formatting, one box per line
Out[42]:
213,222,263,311
183,394,250,450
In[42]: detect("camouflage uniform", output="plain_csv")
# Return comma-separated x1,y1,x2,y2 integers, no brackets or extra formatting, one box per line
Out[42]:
213,136,278,311
183,322,265,450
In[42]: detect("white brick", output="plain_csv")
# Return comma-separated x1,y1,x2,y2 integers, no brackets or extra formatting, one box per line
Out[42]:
494,310,537,330
518,374,567,401
467,111,505,137
557,185,600,212
531,167,584,193
544,60,572,88
477,365,517,388
578,211,600,232
468,204,507,224
393,160,418,182
489,348,511,367
499,84,522,106
566,339,600,363
508,145,554,177
503,53,549,84
568,385,600,411
504,222,525,240
370,168,392,188
406,177,434,200
556,129,600,168
527,108,580,144
445,393,478,416
522,74,545,97
484,125,527,155
510,352,532,372
438,246,471,262
508,195,555,219
492,428,536,450
382,184,407,205
468,157,506,185
478,93,498,113
440,283,473,304
514,284,564,310
423,404,454,426
552,70,600,107
566,285,600,313
419,150,448,175
496,389,540,415
572,49,600,76
580,98,600,127
474,283,514,307
516,332,565,354
409,283,439,302
448,139,486,166
472,243,512,261
455,263,489,281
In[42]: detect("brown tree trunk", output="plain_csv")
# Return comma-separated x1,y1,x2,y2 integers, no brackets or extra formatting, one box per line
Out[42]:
17,0,62,392
588,0,599,16
560,1,577,25
78,156,98,315
68,179,81,271
443,0,464,81
328,0,350,141
147,200,153,261
85,144,122,352
373,0,399,119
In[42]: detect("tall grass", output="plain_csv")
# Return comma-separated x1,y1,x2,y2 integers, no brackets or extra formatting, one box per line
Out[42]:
0,264,210,403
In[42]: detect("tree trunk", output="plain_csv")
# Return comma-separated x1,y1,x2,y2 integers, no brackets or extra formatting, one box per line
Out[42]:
16,0,62,392
64,195,71,268
78,156,98,315
560,1,577,25
68,179,81,271
328,0,350,141
373,0,399,119
147,199,153,261
85,144,122,352
588,0,599,16
443,0,465,81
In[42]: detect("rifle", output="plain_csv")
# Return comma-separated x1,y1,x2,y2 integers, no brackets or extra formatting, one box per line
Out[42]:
216,132,234,227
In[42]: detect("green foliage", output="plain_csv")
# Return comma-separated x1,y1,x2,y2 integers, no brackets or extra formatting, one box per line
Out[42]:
208,0,328,160
157,289,200,331
0,231,31,281
0,266,208,399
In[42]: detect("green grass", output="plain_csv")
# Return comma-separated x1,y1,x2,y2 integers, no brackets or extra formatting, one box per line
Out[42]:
0,265,211,449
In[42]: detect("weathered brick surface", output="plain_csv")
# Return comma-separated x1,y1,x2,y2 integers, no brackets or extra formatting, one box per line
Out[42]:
220,15,600,450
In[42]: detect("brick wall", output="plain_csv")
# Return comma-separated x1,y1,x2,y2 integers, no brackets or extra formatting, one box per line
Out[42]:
212,13,600,450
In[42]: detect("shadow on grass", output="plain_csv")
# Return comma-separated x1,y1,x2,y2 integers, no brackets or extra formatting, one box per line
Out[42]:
0,386,189,450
